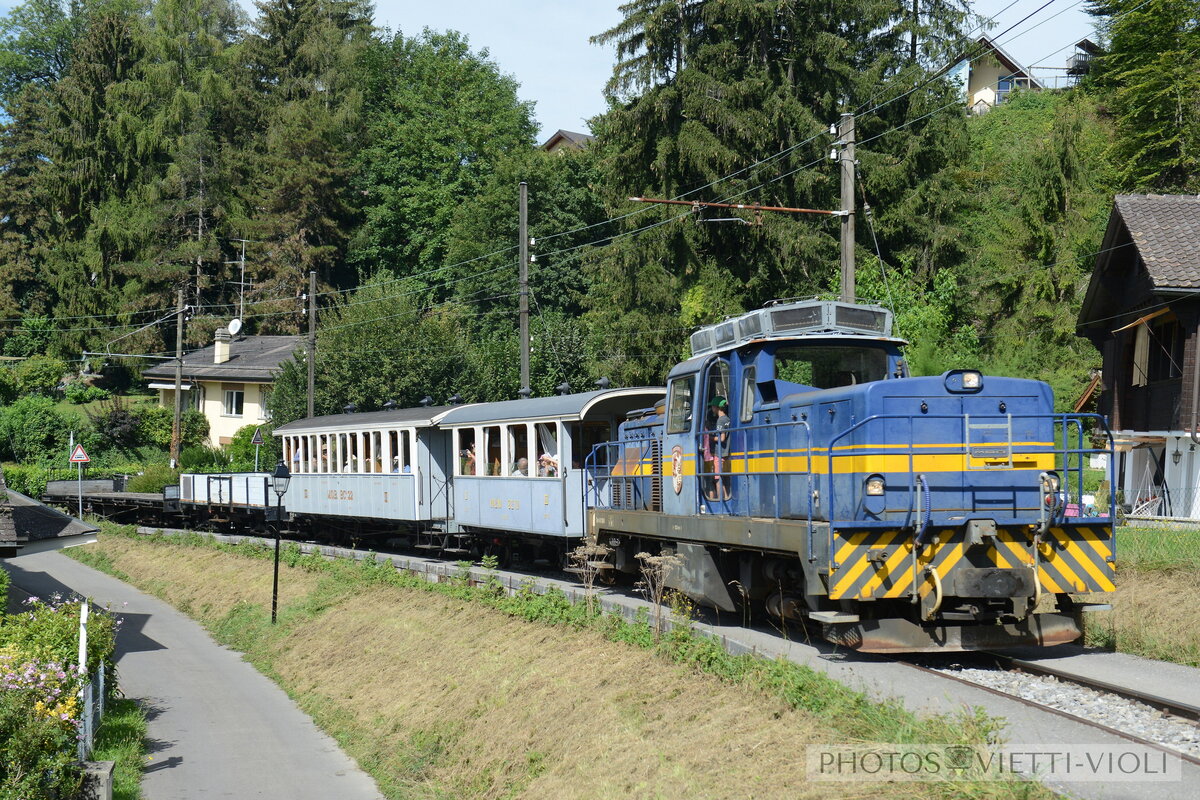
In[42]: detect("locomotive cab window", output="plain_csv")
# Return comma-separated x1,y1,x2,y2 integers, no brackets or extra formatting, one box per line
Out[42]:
774,345,887,389
666,376,695,434
740,367,756,423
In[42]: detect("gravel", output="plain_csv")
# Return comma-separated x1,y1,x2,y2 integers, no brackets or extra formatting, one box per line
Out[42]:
930,662,1200,757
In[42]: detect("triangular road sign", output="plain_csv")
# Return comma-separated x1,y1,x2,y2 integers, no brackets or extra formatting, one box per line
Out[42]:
251,427,265,446
69,444,90,463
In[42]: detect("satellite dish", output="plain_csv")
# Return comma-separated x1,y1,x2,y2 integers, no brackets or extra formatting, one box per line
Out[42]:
228,318,243,336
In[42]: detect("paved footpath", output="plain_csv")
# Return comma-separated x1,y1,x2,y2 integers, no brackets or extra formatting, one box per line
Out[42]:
2,549,383,800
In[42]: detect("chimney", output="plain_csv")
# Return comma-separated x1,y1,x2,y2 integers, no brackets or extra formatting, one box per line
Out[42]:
214,329,231,364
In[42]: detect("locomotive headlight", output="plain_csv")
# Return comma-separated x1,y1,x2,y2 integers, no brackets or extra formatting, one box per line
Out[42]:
961,371,982,389
865,475,885,496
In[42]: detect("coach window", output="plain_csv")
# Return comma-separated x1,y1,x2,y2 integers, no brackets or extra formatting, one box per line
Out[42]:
456,429,477,475
401,430,412,473
740,366,756,423
534,422,559,477
482,426,502,475
507,424,532,476
666,376,695,434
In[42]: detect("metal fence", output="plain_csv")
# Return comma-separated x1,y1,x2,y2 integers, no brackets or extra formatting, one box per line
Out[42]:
76,601,107,761
78,663,106,761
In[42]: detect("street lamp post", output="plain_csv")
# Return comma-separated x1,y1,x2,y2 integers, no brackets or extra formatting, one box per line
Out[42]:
270,460,291,624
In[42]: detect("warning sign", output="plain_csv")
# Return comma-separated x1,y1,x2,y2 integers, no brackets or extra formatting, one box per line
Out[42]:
69,444,90,463
251,427,264,446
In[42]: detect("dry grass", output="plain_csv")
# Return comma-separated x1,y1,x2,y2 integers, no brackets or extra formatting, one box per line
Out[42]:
75,533,1050,800
1079,527,1200,666
1084,569,1200,666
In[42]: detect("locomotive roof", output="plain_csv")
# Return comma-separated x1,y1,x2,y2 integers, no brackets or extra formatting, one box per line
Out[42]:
687,299,903,359
273,405,460,434
437,387,665,426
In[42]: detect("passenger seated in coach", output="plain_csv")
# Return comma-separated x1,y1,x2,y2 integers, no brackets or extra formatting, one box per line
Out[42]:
512,457,530,476
537,453,558,477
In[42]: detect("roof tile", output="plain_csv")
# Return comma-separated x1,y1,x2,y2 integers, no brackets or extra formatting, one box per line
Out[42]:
1114,194,1200,289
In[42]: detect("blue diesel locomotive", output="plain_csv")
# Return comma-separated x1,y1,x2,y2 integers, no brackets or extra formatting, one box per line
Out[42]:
586,298,1115,652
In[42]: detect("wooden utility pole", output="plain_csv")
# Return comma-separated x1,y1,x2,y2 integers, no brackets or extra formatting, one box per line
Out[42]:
307,271,316,418
518,181,530,396
838,112,856,303
170,289,185,466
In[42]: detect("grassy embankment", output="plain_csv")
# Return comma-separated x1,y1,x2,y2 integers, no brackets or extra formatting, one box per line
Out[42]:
1084,526,1200,666
90,698,148,800
68,525,1052,800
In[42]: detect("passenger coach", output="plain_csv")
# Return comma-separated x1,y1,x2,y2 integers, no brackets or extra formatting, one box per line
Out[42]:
274,404,457,533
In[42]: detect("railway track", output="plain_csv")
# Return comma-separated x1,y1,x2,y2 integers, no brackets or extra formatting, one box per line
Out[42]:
899,652,1200,769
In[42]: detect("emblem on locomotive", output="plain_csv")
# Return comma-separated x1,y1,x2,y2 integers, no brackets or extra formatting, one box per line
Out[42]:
671,445,683,494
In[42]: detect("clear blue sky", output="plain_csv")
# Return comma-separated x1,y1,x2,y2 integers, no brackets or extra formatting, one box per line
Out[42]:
0,1,1098,139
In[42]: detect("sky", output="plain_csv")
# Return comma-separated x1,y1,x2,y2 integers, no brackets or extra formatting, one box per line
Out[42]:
0,1,1100,139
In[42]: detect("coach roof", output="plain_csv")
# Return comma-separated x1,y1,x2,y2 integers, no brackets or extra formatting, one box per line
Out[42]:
437,388,664,426
273,405,459,435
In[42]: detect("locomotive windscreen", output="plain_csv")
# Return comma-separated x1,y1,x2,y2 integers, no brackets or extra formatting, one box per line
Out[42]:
775,345,888,389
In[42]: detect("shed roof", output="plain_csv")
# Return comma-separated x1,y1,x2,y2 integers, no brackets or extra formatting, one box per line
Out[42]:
274,405,458,434
143,335,304,383
438,388,665,426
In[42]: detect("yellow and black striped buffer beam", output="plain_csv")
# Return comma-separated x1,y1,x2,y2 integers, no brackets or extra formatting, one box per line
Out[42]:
826,525,1115,601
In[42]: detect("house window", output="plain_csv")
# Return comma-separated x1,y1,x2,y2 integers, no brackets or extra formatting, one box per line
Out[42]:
259,386,272,420
223,384,244,417
1147,319,1184,382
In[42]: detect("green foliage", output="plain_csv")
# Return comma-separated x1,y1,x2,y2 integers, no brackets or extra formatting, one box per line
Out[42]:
0,595,121,800
13,354,65,396
0,395,73,463
0,566,8,610
0,370,17,405
179,444,229,472
1087,0,1200,191
89,697,149,800
110,404,209,451
0,689,83,800
351,28,537,279
271,274,482,419
63,382,109,404
226,423,278,471
125,462,178,493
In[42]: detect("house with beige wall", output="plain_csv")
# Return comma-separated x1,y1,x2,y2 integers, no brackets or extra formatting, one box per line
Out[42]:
142,331,303,446
951,36,1043,115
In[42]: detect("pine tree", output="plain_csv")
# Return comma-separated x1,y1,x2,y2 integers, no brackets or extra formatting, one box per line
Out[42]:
240,0,372,313
135,0,243,318
1087,0,1200,190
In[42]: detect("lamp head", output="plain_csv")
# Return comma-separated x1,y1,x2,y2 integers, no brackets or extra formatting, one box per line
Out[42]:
272,460,291,496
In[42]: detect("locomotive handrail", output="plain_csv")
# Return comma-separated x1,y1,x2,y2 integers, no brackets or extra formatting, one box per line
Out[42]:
824,412,1115,533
